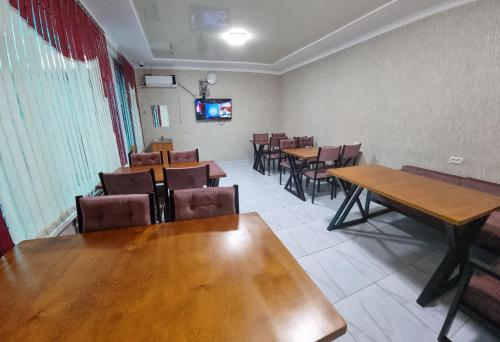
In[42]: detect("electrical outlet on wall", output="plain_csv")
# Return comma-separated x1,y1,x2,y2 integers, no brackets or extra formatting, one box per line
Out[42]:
449,156,464,165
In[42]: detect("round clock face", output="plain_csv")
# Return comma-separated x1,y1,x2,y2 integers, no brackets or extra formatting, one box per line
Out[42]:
206,72,217,85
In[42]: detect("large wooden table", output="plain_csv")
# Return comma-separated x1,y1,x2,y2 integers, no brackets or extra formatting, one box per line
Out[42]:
327,165,500,306
281,147,319,201
0,213,346,341
111,160,226,187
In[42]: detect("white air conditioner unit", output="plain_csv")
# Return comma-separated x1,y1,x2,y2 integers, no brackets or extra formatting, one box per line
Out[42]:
145,75,176,88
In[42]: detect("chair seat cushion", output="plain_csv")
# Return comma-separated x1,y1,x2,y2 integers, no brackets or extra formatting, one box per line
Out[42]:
302,168,333,180
264,153,281,160
475,211,500,254
280,160,304,169
463,264,500,326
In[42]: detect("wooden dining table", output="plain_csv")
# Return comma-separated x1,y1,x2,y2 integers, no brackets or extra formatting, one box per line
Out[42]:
0,213,347,341
327,165,500,306
103,160,226,187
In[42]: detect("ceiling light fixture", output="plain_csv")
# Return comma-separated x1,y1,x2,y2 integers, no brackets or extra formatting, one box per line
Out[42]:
222,28,251,46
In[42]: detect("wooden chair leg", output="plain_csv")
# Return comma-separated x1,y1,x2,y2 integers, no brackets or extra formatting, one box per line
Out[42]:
268,158,271,176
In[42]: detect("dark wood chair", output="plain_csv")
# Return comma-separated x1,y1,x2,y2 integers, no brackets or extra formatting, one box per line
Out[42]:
169,185,239,222
162,165,210,221
75,193,155,233
99,170,161,222
167,149,199,164
128,151,163,166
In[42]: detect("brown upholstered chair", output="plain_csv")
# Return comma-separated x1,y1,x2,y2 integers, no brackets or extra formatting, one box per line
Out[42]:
271,132,286,137
75,193,155,233
253,133,269,142
263,136,285,175
302,146,342,203
163,165,210,221
163,165,209,190
169,185,239,222
278,138,305,185
294,136,315,148
438,247,500,341
129,151,163,166
340,143,361,166
99,170,161,222
167,149,199,164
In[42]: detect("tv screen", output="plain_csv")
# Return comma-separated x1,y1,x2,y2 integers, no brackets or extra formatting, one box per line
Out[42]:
195,99,232,121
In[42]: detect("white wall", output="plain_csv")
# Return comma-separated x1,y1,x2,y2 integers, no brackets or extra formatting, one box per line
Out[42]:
135,0,499,183
135,69,280,161
279,0,500,183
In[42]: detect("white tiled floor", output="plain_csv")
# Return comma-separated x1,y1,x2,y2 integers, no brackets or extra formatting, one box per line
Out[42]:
217,160,499,342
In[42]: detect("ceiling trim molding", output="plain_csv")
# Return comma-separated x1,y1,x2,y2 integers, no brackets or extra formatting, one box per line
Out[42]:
127,0,154,60
278,0,477,75
82,0,477,75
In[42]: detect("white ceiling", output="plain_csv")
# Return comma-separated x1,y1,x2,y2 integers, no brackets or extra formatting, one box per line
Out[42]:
80,0,476,74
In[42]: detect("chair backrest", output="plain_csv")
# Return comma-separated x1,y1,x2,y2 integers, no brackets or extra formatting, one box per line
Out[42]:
270,136,284,149
279,138,296,150
75,194,155,233
163,165,209,190
295,136,314,148
169,185,239,222
99,170,155,195
129,152,163,166
318,146,342,163
341,143,361,166
271,132,286,137
253,133,269,142
341,143,361,160
167,149,199,164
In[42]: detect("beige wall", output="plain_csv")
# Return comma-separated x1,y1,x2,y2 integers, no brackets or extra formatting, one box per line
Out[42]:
135,69,280,161
279,0,500,183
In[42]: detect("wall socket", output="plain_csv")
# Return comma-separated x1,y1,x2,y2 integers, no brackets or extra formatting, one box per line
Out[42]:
449,156,464,165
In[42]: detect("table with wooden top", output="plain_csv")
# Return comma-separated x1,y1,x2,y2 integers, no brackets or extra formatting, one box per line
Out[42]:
0,213,347,342
281,147,319,201
249,139,270,174
110,160,226,187
327,165,500,306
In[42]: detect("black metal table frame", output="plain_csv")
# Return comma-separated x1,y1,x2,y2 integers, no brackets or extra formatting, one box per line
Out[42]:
252,142,267,175
327,181,489,307
283,153,308,201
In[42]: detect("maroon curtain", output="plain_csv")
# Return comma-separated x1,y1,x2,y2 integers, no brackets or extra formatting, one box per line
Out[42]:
9,0,128,165
0,209,14,257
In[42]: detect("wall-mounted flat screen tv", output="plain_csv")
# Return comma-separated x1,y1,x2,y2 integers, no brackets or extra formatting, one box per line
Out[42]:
195,98,232,121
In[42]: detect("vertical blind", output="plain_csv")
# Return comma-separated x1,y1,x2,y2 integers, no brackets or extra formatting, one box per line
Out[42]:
0,0,142,243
